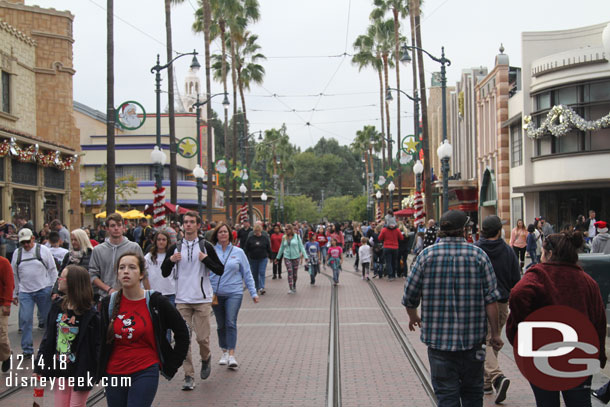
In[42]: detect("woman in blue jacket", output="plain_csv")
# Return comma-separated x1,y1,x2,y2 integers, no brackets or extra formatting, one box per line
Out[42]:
210,223,259,370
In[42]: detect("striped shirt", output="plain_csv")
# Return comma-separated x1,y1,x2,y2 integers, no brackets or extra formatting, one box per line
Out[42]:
402,237,500,351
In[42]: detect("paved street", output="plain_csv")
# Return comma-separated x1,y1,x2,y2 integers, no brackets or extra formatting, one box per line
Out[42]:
1,258,609,406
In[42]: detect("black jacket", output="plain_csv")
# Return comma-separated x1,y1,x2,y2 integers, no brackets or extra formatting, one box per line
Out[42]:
244,234,272,260
35,299,101,391
97,291,189,381
474,238,521,302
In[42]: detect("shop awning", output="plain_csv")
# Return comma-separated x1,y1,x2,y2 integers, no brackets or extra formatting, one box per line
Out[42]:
394,208,415,217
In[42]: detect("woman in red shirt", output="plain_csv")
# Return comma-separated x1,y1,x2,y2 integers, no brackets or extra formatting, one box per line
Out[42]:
270,224,284,279
315,226,328,269
98,252,189,407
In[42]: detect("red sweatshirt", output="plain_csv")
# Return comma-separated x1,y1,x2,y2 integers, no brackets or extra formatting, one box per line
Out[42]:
378,227,404,249
270,233,284,253
0,256,14,306
506,261,607,368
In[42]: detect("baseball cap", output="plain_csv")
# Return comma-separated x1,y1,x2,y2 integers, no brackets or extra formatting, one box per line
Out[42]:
18,228,33,242
439,210,469,231
481,215,503,235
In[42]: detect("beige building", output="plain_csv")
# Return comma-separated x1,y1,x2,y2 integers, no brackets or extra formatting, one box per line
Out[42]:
0,0,79,230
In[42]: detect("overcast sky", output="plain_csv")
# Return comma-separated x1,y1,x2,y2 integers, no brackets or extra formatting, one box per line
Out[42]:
26,0,609,150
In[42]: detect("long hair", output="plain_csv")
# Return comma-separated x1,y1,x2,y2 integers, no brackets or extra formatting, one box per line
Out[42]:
106,252,147,344
149,229,171,265
284,224,294,240
543,231,584,264
61,265,94,315
516,219,525,230
211,222,234,245
70,229,93,253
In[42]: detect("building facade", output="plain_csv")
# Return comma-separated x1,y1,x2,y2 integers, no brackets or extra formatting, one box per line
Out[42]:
0,0,79,230
512,22,610,229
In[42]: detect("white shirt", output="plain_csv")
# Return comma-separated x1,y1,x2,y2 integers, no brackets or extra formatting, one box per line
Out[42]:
359,245,372,264
11,243,58,294
49,246,68,266
145,252,176,296
172,238,212,304
589,218,597,238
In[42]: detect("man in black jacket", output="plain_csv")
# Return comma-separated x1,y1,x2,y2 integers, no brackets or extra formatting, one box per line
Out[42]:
474,215,521,404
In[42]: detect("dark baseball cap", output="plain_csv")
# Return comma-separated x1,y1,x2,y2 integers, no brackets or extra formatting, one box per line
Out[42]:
481,215,503,234
439,210,469,231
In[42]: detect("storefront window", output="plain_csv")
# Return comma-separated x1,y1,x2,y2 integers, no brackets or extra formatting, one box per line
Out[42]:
44,167,65,189
43,193,63,224
12,189,35,225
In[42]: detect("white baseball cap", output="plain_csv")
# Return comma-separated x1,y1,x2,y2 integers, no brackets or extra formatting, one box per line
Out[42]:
18,228,33,242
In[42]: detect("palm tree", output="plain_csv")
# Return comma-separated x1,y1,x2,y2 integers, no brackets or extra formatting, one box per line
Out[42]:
106,0,116,214
192,0,215,221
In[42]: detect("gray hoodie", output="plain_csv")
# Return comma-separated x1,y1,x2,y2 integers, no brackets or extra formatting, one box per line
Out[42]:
88,236,143,297
592,233,610,254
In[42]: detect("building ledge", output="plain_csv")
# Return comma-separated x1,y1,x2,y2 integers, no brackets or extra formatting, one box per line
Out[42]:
531,149,610,162
0,110,18,122
513,178,610,193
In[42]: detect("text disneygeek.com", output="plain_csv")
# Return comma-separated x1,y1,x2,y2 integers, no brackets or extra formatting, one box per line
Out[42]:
6,373,131,390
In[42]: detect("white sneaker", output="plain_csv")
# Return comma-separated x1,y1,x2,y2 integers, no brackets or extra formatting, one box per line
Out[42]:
228,355,238,369
218,352,229,365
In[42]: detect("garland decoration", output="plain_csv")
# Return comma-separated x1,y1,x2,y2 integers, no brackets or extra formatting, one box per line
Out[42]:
0,138,78,170
524,104,610,139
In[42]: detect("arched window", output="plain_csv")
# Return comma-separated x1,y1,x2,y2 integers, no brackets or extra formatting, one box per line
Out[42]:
480,168,497,207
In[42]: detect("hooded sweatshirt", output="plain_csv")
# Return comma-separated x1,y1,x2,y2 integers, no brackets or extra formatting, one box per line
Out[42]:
474,237,521,302
592,233,610,254
88,237,143,298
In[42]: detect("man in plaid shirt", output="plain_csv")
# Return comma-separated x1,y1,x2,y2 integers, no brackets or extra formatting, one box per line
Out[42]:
402,210,503,406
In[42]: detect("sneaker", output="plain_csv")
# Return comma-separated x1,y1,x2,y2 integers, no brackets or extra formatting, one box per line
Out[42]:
288,289,294,294
259,288,266,295
278,275,282,279
1,354,11,372
200,356,211,380
22,353,32,360
218,352,229,366
592,385,610,404
228,355,238,369
484,385,492,395
272,275,277,280
182,376,195,391
493,375,510,403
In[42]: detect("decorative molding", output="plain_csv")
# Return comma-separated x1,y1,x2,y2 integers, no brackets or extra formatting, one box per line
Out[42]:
0,1,74,20
531,47,607,78
30,30,74,44
33,61,75,75
0,18,36,46
0,111,18,122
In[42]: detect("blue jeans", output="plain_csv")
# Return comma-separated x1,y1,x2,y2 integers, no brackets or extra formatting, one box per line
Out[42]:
19,286,52,354
249,258,268,291
525,249,538,270
383,248,398,278
320,246,328,264
212,294,243,350
428,347,484,407
105,363,159,407
530,376,591,407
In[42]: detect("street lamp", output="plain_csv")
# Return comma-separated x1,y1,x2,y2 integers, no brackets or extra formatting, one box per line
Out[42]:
193,164,205,219
437,140,453,212
413,160,424,192
239,183,247,204
388,181,396,210
150,146,167,188
193,92,229,221
261,192,268,223
151,50,200,193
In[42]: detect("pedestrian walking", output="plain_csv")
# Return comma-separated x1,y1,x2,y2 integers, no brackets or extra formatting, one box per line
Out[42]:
474,215,521,403
352,223,363,272
144,230,176,305
0,255,14,372
304,234,321,285
315,226,328,269
422,219,438,248
525,224,539,270
509,219,528,270
53,229,94,299
378,220,404,281
211,223,259,369
244,224,272,295
403,210,503,407
275,224,308,294
270,224,284,279
160,211,224,390
507,231,606,407
35,265,100,407
591,221,610,254
98,252,190,406
327,239,343,285
584,209,597,243
358,237,371,280
12,228,57,357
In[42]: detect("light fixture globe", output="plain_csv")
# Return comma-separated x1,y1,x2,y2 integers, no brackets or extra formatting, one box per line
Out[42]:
151,146,164,164
400,43,412,65
388,181,396,192
385,88,393,103
413,160,424,175
375,190,382,200
261,192,268,201
222,93,230,111
239,183,247,194
437,140,453,160
193,164,205,179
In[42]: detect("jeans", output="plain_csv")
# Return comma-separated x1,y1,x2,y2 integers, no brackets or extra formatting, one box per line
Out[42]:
105,363,159,407
530,376,592,407
320,246,328,264
19,286,52,354
383,248,398,278
309,264,319,284
249,258,268,291
526,249,538,270
212,294,243,350
428,347,484,407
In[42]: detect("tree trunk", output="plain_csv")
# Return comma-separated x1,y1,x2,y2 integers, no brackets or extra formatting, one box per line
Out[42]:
230,38,243,223
202,0,214,222
412,0,434,218
393,7,402,207
106,0,116,214
237,66,254,222
219,22,231,222
377,66,387,213
165,0,178,206
383,53,392,212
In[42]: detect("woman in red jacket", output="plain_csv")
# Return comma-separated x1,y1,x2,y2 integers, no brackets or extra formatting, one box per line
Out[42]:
270,224,284,279
506,231,606,407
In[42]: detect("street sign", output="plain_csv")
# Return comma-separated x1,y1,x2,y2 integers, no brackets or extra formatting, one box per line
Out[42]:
177,137,198,158
116,101,146,130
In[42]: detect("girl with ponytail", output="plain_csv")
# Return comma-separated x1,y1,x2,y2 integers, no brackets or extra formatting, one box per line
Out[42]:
506,231,606,405
97,252,189,407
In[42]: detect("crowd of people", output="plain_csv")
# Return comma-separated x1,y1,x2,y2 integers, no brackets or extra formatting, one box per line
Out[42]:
0,207,607,407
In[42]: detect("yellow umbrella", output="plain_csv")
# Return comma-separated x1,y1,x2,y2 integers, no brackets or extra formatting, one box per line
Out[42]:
94,210,126,219
123,209,146,220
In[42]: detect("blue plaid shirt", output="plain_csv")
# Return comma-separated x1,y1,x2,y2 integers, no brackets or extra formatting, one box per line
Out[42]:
402,237,500,351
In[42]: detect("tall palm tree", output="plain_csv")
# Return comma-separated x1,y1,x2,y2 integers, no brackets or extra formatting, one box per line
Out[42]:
106,0,116,214
165,0,185,206
192,0,215,221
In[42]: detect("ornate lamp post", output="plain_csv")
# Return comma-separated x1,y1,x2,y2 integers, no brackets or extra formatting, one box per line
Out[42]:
437,140,453,212
150,146,167,190
193,164,205,219
413,160,424,192
261,192,268,223
239,183,247,204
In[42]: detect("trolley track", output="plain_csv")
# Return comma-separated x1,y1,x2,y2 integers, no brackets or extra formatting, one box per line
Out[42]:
321,272,341,407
